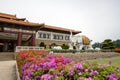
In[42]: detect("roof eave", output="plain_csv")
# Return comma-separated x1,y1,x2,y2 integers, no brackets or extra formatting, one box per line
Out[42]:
44,25,81,34
0,18,44,27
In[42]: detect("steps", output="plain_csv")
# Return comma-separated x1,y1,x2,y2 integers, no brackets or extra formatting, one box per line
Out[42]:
0,52,15,61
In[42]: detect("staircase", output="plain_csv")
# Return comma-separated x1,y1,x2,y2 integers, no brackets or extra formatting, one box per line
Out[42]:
0,52,15,61
0,52,18,80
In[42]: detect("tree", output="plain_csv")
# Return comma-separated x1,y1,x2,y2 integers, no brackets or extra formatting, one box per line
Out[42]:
61,44,69,49
92,42,101,49
114,39,120,48
39,42,46,48
50,43,57,49
73,46,76,50
101,39,115,49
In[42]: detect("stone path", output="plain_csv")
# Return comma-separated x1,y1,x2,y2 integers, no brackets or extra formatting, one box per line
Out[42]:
0,53,18,80
0,60,17,80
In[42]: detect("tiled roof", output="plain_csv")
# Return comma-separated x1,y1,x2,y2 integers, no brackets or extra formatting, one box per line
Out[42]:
0,13,44,27
0,12,16,19
0,17,44,27
44,25,81,34
0,12,81,34
0,13,26,21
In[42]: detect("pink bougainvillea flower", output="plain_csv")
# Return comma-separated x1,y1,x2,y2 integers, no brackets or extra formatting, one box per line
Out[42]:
74,63,83,70
85,77,92,80
67,68,75,76
17,50,120,80
90,70,99,76
41,74,53,80
106,74,118,80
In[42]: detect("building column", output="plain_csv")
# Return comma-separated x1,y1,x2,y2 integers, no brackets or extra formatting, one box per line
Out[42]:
13,43,16,52
3,42,8,52
17,32,22,46
51,32,53,40
31,34,35,46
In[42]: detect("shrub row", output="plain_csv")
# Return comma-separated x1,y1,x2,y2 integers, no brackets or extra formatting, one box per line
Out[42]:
47,49,116,53
48,49,77,53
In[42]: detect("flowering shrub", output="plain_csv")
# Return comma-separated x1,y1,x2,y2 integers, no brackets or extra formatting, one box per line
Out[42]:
16,50,120,80
114,48,120,53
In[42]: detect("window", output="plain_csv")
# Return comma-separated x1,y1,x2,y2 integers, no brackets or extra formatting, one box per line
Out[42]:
65,36,70,40
53,34,63,40
39,33,43,38
46,34,51,39
59,35,63,40
43,33,46,38
38,32,51,39
53,35,57,39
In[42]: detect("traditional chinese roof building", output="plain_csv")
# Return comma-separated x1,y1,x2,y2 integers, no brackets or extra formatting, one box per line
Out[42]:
0,12,81,52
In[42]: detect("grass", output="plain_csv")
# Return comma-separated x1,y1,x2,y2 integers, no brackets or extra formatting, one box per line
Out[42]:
87,56,120,67
55,52,120,67
57,52,120,67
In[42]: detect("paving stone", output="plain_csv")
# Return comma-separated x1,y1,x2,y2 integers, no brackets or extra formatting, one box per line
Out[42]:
0,61,17,80
0,53,17,80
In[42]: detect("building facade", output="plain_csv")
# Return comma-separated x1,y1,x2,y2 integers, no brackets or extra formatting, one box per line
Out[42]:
0,12,81,52
35,25,81,48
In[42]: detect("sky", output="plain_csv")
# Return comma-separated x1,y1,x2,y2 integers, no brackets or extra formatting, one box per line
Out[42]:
0,0,120,44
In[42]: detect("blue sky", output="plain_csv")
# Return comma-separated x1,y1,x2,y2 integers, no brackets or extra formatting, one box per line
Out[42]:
0,0,120,43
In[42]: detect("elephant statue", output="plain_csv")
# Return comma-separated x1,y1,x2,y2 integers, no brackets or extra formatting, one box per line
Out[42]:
69,31,91,50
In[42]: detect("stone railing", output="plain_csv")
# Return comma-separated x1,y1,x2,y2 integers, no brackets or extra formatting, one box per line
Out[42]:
15,46,44,52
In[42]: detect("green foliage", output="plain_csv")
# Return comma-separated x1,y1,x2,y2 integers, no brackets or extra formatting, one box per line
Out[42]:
101,39,115,50
61,44,69,49
48,68,59,75
92,42,101,49
33,69,43,76
114,39,120,48
57,76,65,80
39,42,46,48
73,46,76,50
50,49,77,53
116,72,120,78
50,43,57,49
83,72,90,77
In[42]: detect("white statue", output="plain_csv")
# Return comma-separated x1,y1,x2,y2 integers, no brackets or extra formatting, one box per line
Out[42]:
69,31,91,50
69,31,82,50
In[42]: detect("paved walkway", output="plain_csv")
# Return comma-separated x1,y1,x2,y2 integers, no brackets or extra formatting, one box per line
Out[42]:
0,53,18,80
0,60,17,80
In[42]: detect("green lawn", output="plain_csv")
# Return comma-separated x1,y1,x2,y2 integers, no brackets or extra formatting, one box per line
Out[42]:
87,56,120,67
